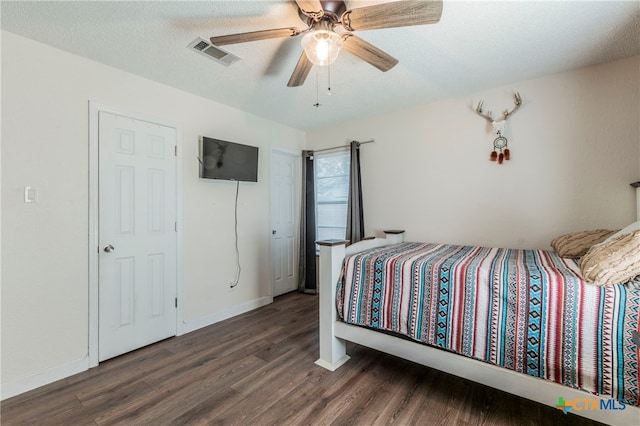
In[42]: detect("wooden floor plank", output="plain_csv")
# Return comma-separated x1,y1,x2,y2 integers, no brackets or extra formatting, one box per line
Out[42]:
45,380,153,426
0,387,82,424
1,292,604,426
245,380,326,425
169,387,245,426
141,337,275,388
144,356,261,425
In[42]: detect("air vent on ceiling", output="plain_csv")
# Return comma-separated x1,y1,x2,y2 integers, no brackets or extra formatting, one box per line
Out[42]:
188,37,240,66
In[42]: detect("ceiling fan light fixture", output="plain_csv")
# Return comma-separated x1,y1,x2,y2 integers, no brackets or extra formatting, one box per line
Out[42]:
301,30,343,66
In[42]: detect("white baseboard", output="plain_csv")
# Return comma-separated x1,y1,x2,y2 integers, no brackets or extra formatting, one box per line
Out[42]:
1,356,89,401
178,295,273,335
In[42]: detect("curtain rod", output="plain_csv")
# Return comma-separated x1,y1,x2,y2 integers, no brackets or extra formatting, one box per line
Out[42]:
312,139,374,154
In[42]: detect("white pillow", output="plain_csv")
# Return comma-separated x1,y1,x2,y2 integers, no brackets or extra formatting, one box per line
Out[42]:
601,220,640,244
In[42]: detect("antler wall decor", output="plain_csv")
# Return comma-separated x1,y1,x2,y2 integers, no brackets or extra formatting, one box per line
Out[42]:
474,92,522,164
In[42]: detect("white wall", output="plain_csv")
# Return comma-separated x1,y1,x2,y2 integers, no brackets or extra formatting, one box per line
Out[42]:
307,56,640,249
1,31,304,396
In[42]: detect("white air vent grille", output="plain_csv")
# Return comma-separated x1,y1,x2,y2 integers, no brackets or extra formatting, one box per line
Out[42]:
188,38,240,66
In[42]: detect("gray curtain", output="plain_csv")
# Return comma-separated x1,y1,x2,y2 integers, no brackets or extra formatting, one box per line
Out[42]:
346,141,364,244
298,150,317,293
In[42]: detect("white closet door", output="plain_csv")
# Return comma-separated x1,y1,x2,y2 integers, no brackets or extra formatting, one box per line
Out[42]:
98,111,177,361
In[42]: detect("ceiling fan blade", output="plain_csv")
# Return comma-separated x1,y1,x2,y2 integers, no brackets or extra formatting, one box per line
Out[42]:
210,27,303,46
341,0,443,31
287,52,313,87
341,34,398,72
295,0,324,19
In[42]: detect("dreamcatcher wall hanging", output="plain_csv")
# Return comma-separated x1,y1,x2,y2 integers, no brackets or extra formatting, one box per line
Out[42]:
473,92,522,164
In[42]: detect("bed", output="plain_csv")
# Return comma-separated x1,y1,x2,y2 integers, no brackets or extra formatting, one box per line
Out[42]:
316,224,640,424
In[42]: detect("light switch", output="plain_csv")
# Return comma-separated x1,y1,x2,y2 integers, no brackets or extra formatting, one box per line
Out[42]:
24,186,38,203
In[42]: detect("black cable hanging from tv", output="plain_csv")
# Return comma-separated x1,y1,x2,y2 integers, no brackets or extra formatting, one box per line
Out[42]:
230,180,241,288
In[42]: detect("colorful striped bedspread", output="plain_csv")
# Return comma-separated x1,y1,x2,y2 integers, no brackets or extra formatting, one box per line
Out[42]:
336,242,640,406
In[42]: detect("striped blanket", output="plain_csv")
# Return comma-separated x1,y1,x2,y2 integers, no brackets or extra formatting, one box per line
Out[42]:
337,242,640,406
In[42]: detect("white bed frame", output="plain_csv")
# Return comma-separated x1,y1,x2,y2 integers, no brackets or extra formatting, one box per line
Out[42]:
316,224,640,424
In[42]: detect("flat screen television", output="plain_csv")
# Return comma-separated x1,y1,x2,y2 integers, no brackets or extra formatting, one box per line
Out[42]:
199,137,259,182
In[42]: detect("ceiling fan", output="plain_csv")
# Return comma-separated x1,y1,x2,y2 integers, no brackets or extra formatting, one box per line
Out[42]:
209,0,443,87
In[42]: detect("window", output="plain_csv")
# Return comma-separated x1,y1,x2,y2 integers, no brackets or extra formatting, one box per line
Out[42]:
315,150,350,243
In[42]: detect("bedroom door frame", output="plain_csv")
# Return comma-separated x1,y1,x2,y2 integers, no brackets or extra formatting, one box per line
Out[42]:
88,101,184,367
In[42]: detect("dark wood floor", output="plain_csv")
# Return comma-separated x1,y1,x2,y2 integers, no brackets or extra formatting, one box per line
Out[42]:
2,292,603,425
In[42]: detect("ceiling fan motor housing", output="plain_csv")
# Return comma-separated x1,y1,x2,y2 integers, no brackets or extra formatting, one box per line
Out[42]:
298,0,346,26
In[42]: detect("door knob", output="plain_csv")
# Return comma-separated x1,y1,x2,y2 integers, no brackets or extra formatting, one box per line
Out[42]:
103,244,115,253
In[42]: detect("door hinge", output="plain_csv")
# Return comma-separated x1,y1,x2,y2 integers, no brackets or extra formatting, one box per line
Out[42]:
175,221,178,232
175,297,178,308
174,146,178,157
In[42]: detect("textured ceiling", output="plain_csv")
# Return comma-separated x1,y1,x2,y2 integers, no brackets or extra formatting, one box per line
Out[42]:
2,1,639,131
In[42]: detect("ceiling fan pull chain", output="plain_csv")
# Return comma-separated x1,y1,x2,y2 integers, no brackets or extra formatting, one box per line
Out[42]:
327,62,332,96
313,68,321,107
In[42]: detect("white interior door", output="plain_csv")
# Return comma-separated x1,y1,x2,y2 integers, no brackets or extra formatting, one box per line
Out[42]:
271,150,299,297
98,111,177,361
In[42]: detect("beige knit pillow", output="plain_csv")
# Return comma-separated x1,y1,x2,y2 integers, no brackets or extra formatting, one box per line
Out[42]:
580,230,640,286
550,229,618,258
